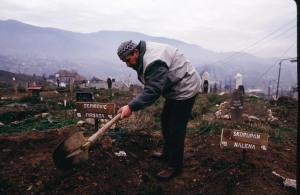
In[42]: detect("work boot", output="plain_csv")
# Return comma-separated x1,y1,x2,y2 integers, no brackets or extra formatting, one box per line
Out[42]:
151,151,167,161
156,167,181,181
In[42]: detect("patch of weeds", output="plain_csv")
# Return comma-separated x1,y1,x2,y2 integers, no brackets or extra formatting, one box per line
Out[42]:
191,96,209,119
245,95,262,102
19,96,40,104
0,111,34,124
106,127,129,142
113,90,132,98
207,93,226,105
279,127,296,132
270,135,282,143
57,100,76,110
270,129,282,143
0,99,14,106
193,121,223,135
0,117,77,134
270,123,279,129
46,99,58,109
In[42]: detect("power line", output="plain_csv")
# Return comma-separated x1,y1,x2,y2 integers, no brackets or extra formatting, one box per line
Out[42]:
214,24,296,66
210,18,297,65
254,42,297,86
248,26,296,56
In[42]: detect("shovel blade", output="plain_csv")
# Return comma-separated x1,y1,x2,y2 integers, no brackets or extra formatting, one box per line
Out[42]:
53,132,89,171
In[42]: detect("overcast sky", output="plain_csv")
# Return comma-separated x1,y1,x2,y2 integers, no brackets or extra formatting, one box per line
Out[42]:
0,0,297,58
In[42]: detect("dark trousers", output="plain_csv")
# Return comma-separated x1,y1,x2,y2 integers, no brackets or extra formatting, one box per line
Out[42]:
161,95,197,170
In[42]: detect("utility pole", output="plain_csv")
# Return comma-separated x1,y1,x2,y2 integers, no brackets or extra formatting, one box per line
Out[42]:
294,1,298,192
275,57,297,99
275,61,282,99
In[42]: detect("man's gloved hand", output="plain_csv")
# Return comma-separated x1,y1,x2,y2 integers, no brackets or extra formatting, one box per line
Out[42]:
118,105,132,119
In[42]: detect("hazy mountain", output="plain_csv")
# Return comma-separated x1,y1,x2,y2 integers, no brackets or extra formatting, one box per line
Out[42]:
0,19,297,91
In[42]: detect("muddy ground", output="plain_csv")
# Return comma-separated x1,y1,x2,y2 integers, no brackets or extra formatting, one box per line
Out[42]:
0,94,297,194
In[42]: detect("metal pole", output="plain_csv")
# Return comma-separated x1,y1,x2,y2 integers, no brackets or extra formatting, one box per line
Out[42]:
275,61,282,99
295,0,299,192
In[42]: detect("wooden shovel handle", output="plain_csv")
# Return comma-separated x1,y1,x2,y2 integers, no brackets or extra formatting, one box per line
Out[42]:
87,113,121,144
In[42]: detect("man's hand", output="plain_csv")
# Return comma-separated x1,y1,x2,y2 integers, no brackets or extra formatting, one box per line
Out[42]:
119,105,132,119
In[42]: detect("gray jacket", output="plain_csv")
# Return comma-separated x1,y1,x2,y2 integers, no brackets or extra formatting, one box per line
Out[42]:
128,41,201,111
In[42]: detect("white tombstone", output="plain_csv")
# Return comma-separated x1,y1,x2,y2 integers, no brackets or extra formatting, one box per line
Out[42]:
202,72,210,93
235,73,243,89
202,72,210,81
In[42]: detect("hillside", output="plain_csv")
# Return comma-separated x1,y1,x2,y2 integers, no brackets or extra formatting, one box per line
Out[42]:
0,19,297,90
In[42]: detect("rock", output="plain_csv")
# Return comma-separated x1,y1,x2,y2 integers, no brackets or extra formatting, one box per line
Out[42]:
2,148,11,152
47,116,53,123
27,185,33,191
11,121,21,125
77,176,84,181
221,114,231,120
114,151,127,157
6,103,28,108
76,120,85,127
85,118,95,125
41,113,50,118
220,101,229,110
0,122,4,127
267,109,272,115
34,114,41,118
242,113,249,121
248,115,260,121
215,110,222,119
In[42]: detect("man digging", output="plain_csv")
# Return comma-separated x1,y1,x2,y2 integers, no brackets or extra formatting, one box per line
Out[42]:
117,40,201,180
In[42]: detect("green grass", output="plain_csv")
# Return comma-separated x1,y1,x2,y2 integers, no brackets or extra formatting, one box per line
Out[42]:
207,93,227,105
279,127,296,132
187,120,224,135
0,111,35,124
106,127,130,142
0,116,77,134
0,99,15,106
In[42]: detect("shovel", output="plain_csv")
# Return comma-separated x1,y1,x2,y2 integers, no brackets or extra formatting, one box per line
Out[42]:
53,113,121,171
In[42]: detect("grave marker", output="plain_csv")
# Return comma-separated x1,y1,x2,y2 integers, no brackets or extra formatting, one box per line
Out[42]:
76,102,116,120
220,129,269,151
230,89,244,122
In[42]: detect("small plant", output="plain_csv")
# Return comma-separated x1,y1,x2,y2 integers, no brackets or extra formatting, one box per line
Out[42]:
279,127,296,132
191,120,223,135
270,129,282,143
191,96,209,119
0,116,77,133
207,93,226,105
19,96,40,104
0,111,34,124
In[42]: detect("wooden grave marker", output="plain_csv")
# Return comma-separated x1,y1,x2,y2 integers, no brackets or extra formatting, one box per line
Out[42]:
230,89,244,122
220,129,269,151
76,102,116,130
76,102,116,120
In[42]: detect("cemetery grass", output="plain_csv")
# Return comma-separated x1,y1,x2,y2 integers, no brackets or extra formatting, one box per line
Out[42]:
0,91,297,194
